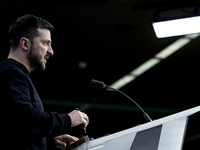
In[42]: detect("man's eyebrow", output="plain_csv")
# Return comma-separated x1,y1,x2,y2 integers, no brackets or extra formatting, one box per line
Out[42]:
43,39,52,44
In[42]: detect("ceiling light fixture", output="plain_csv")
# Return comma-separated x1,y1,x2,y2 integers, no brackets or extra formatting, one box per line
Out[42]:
152,16,200,38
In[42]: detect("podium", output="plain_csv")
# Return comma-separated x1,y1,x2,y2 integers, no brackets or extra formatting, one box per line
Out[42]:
70,105,200,150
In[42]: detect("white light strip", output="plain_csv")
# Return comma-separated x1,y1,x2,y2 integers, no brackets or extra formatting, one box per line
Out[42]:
109,75,135,90
185,33,200,39
130,58,160,76
153,16,200,38
155,38,190,59
109,34,200,89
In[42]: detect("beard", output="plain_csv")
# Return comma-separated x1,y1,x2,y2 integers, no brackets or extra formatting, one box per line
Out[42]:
27,45,46,71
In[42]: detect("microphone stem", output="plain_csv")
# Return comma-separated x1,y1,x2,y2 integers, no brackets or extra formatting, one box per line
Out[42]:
107,86,152,122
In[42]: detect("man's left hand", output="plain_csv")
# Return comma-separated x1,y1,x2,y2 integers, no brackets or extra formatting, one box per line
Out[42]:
53,134,79,149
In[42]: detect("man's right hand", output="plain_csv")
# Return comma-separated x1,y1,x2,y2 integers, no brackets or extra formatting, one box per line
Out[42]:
68,109,89,129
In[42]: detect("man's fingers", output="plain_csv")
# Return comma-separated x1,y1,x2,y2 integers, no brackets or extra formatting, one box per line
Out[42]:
54,134,79,149
68,110,89,128
81,112,89,128
66,135,79,145
54,138,66,149
63,134,79,143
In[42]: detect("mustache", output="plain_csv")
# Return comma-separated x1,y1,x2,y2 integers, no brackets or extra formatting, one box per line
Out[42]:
44,54,51,60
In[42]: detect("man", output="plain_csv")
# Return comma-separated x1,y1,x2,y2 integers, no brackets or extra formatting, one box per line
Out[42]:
0,14,89,150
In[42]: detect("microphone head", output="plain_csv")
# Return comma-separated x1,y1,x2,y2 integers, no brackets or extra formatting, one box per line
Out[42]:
90,79,107,89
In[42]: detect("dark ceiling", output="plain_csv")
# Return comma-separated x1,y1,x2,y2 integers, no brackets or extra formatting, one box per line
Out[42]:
1,0,200,149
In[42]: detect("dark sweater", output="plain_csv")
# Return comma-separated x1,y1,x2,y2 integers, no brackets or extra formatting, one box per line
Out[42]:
0,59,71,150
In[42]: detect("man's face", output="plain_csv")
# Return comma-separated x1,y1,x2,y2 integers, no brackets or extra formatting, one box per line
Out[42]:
28,28,54,70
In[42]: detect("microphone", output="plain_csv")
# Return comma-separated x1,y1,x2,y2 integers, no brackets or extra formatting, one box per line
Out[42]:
90,79,152,122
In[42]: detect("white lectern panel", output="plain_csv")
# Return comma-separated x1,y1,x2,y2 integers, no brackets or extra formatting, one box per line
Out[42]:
72,105,200,150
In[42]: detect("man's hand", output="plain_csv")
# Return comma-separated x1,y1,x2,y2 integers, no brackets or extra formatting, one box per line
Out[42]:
68,109,89,129
53,134,79,149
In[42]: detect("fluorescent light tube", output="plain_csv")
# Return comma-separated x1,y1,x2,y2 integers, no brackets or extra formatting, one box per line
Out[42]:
155,38,190,59
109,75,135,89
153,16,200,38
130,58,160,76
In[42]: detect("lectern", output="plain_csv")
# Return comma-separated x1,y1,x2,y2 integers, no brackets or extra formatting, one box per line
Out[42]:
70,105,200,150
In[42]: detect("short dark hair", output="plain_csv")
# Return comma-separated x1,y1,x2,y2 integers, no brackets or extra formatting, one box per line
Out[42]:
9,14,54,49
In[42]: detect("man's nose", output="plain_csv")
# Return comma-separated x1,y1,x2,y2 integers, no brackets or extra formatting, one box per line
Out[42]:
47,46,54,56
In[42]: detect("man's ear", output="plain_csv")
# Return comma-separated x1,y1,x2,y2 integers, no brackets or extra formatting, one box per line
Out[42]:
20,37,30,51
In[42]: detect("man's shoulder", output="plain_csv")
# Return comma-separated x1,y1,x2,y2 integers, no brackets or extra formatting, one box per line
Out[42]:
0,59,30,86
0,59,18,73
0,59,28,75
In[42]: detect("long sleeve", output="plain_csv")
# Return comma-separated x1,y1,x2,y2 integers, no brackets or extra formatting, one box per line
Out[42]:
0,59,71,150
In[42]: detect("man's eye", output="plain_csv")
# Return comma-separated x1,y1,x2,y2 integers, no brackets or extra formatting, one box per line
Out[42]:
44,41,48,45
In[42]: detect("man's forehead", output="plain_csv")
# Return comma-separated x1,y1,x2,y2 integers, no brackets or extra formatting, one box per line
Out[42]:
37,28,51,39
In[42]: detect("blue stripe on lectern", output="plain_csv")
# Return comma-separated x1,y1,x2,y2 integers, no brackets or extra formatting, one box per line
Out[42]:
130,125,162,150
